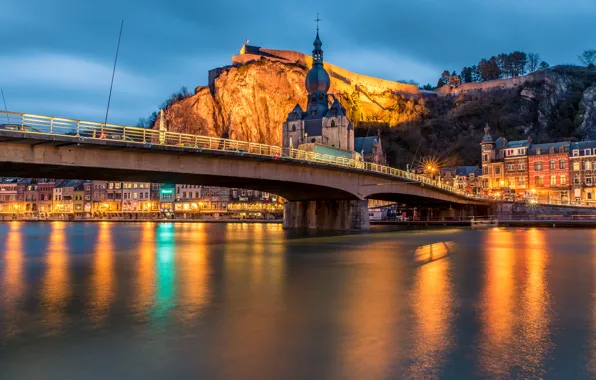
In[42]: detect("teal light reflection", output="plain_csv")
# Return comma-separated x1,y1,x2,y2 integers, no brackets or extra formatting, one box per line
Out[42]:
151,223,176,322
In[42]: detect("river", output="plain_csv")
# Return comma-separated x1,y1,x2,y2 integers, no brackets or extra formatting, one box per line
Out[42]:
0,222,595,379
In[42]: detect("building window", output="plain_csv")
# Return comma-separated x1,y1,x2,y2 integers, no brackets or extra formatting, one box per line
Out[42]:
574,162,580,171
495,167,501,175
535,176,544,187
559,146,565,153
587,177,593,185
561,175,567,185
585,161,591,170
518,177,526,186
574,176,581,184
534,161,543,171
550,160,556,170
507,163,515,171
585,149,592,156
483,154,489,162
592,161,596,171
550,175,557,186
589,192,593,200
573,150,580,157
536,148,541,155
560,160,566,169
291,125,296,132
518,163,525,171
482,167,488,175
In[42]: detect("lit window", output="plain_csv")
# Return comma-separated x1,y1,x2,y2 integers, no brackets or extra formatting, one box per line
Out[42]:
550,175,557,186
561,175,567,185
574,162,580,171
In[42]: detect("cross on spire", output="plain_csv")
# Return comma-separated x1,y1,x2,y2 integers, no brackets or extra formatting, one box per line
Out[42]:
315,13,321,32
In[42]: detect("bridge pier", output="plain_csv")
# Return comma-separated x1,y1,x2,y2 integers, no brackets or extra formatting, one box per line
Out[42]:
283,200,370,230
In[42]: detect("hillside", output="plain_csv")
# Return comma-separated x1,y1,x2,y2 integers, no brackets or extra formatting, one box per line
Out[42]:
155,59,596,168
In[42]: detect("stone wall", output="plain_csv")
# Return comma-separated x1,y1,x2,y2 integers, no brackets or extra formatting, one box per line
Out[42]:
229,47,419,95
493,201,596,218
434,72,546,97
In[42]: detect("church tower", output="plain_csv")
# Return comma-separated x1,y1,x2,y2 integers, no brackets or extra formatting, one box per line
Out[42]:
282,25,354,152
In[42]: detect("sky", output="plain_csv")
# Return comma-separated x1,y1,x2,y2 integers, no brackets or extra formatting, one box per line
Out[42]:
2,0,595,125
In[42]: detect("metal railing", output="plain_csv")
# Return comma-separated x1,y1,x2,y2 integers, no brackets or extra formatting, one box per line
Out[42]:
0,110,483,200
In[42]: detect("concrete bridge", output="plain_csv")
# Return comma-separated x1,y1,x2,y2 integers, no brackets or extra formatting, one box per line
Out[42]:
0,111,489,229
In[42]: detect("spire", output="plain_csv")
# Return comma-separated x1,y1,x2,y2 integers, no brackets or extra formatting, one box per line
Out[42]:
312,13,323,65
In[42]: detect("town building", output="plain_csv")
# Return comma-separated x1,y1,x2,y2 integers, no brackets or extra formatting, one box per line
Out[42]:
440,166,482,193
122,182,151,212
38,179,59,215
570,141,596,204
106,181,123,213
354,134,385,164
528,142,570,203
53,180,79,215
480,127,505,195
0,178,20,214
159,184,175,213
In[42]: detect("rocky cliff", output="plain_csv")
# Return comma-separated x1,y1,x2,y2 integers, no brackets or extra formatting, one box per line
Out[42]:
155,59,596,168
156,58,428,145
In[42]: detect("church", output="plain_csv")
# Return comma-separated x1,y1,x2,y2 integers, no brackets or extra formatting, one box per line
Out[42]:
281,29,356,156
281,27,387,164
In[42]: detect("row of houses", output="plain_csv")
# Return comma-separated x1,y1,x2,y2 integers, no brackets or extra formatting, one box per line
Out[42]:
480,127,596,204
0,178,283,219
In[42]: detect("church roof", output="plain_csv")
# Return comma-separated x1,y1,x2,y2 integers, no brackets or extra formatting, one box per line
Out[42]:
354,136,380,155
313,31,322,48
325,99,346,117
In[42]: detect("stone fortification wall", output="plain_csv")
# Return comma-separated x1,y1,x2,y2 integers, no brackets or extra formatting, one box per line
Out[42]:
228,47,419,95
435,72,546,96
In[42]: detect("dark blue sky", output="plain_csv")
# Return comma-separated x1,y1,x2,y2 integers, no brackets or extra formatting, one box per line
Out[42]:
2,0,594,125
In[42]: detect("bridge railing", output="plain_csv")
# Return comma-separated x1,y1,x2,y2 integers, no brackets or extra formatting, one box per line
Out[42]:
0,110,483,200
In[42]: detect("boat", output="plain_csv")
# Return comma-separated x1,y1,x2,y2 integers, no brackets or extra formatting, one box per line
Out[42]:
471,217,499,228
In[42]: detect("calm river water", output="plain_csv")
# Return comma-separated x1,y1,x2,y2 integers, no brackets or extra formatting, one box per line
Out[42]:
1,222,596,379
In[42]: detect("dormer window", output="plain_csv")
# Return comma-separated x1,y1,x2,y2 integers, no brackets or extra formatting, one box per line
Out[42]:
585,149,592,156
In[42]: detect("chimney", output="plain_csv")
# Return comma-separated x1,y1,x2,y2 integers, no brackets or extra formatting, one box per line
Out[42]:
527,136,532,145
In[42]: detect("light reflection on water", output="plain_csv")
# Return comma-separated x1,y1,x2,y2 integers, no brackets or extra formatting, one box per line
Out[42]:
0,223,594,379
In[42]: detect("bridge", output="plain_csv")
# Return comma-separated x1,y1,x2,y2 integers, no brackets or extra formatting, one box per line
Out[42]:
0,111,489,229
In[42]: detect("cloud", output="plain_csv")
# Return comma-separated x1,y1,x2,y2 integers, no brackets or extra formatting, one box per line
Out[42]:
0,52,155,96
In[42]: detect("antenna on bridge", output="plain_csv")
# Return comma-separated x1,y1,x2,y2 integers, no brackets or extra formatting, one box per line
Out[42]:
101,20,124,138
1,89,9,123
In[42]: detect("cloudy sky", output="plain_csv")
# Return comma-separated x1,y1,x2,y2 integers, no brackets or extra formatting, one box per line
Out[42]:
2,0,594,125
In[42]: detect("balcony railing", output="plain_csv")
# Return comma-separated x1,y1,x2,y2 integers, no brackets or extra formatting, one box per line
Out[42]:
0,110,485,200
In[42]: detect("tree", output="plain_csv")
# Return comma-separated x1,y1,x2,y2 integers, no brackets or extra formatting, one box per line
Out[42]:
511,51,528,77
528,53,540,72
538,61,550,70
420,84,434,90
460,67,473,83
437,70,451,87
578,50,596,67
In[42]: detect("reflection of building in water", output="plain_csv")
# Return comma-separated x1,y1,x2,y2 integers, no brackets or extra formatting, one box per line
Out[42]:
520,228,551,376
408,248,454,379
2,222,24,337
41,222,70,330
89,222,115,326
176,223,209,323
334,241,402,379
478,228,517,377
478,228,552,378
135,222,156,317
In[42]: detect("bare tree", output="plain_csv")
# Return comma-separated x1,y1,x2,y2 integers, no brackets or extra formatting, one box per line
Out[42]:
528,53,540,72
579,50,596,67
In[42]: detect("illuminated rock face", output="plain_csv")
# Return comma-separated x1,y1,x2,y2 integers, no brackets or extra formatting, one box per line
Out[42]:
157,58,428,145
